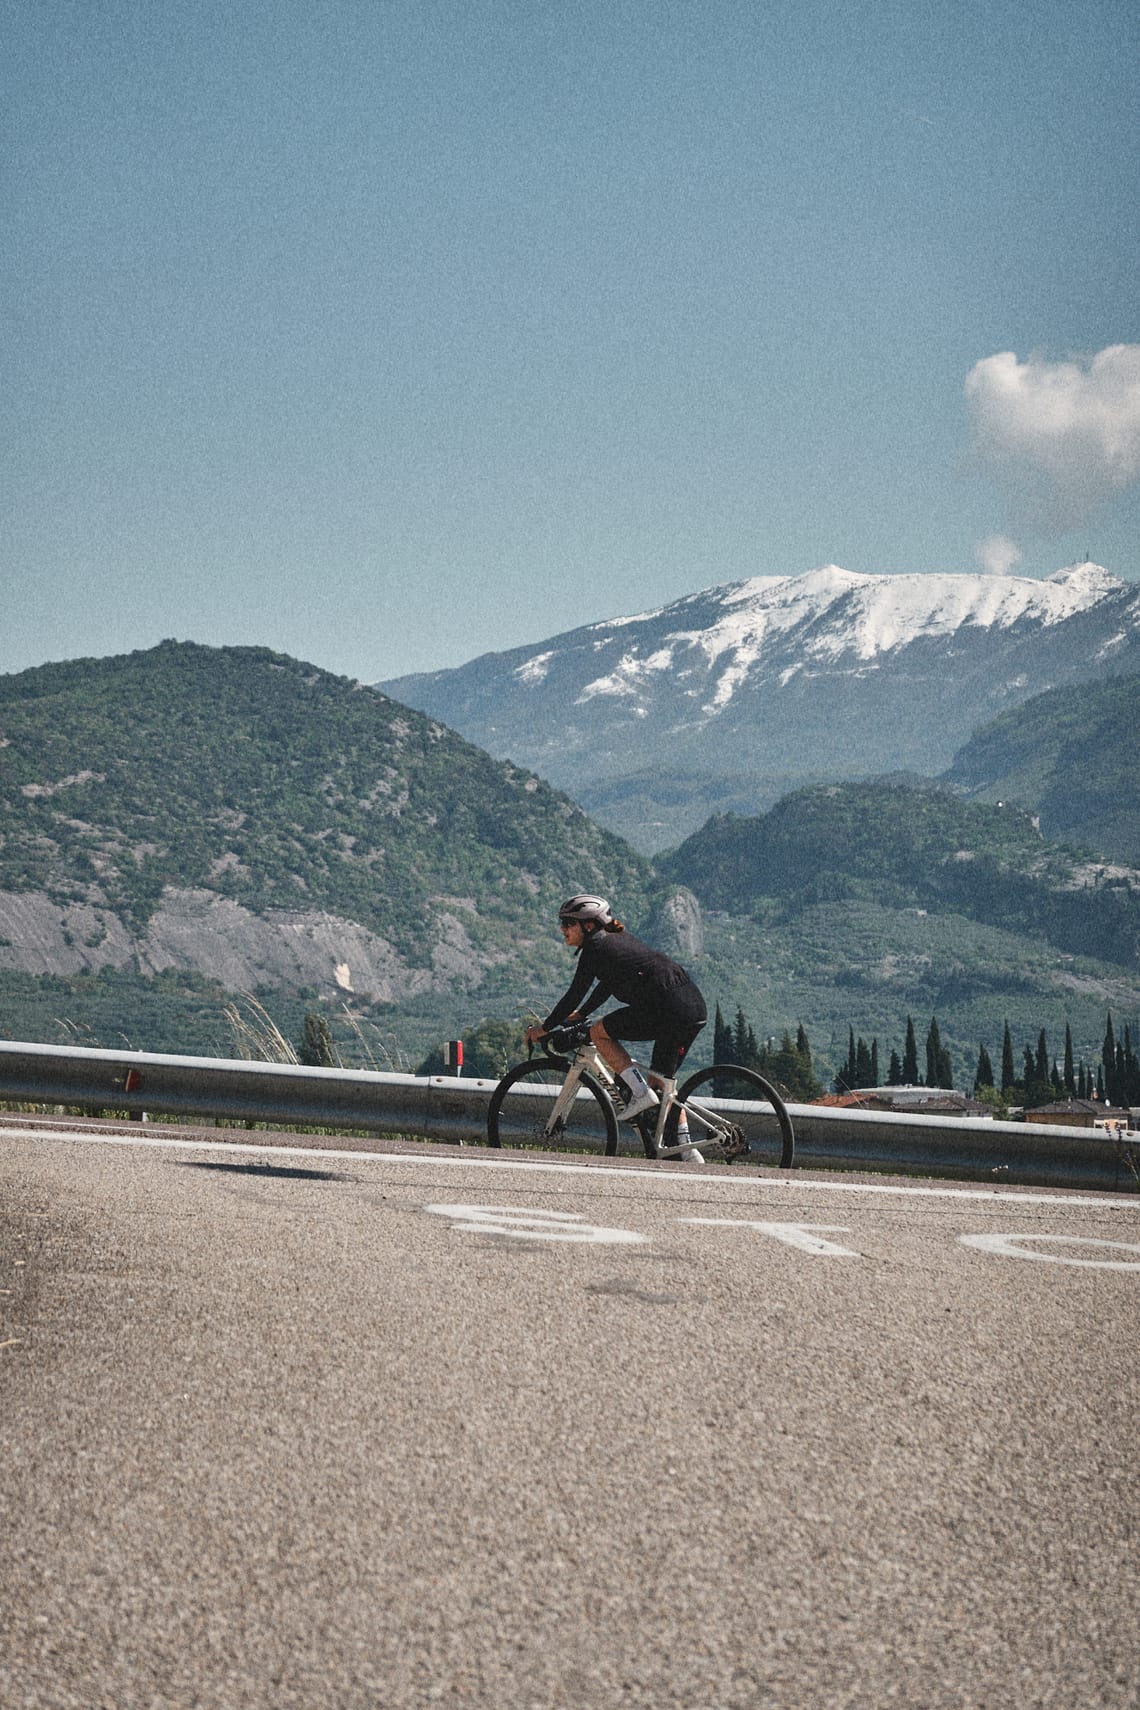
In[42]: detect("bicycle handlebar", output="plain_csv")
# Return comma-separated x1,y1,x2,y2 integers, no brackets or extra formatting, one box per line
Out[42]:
544,1021,593,1055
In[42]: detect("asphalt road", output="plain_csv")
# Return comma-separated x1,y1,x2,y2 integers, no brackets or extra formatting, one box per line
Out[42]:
3,1116,1138,1710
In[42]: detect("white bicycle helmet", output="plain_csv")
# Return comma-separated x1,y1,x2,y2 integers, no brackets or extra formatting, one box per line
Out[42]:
557,893,613,926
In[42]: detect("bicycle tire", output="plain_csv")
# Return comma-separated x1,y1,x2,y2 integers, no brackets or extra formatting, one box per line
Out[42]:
486,1057,620,1156
669,1064,795,1168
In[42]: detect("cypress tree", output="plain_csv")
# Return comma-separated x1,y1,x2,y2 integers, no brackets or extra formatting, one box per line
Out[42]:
902,1016,919,1084
1103,1013,1117,1102
773,1031,801,1096
975,1044,994,1089
870,1038,880,1087
795,1023,814,1088
713,1004,734,1065
1063,1024,1075,1096
888,1048,903,1086
1124,1025,1139,1103
1022,1042,1050,1108
1035,1030,1050,1089
855,1036,872,1087
925,1018,943,1088
1001,1022,1016,1093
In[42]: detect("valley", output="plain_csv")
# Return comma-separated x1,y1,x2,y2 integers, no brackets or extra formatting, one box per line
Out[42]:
2,602,1139,1093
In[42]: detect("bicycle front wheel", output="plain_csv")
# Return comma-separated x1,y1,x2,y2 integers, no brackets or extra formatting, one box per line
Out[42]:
670,1065,795,1168
486,1059,620,1156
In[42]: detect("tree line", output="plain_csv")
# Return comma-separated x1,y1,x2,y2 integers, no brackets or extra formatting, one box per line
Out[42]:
974,1012,1140,1111
717,1002,1140,1113
711,1006,822,1101
832,1010,1139,1113
710,1007,969,1104
833,1015,953,1095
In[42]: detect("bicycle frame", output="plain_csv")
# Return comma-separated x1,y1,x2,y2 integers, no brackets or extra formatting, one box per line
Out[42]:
638,1073,751,1161
542,1042,735,1161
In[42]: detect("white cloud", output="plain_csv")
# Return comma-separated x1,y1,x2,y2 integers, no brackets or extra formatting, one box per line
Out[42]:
965,344,1140,525
973,533,1022,576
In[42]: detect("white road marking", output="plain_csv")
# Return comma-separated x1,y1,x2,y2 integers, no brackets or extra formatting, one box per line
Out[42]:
683,1218,860,1257
959,1234,1140,1270
424,1204,646,1244
1,1124,1138,1212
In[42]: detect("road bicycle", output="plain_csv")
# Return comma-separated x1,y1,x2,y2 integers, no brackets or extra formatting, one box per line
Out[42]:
485,1022,795,1167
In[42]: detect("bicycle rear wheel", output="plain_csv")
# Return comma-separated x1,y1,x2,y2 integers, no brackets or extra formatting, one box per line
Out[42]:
486,1058,620,1156
669,1064,795,1168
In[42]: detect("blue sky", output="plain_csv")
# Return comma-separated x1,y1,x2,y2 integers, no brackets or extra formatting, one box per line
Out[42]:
5,0,1139,683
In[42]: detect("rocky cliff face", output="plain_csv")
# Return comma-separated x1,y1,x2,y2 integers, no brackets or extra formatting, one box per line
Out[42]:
649,886,704,961
0,886,497,1003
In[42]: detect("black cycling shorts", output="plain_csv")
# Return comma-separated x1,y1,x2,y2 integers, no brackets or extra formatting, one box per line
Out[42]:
600,989,707,1078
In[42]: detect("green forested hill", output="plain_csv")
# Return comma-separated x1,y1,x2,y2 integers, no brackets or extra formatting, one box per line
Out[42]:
0,640,656,957
656,781,1140,1085
659,782,1139,971
942,672,1140,864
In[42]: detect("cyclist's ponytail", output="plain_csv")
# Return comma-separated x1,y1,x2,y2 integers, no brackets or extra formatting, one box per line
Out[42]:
600,918,625,933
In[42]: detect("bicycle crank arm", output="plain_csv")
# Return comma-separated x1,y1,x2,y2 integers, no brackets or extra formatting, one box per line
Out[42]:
656,1135,747,1161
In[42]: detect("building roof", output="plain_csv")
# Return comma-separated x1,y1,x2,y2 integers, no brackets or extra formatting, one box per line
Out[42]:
814,1086,991,1117
1025,1098,1102,1117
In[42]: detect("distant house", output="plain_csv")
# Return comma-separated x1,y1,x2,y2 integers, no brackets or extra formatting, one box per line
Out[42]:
814,1087,992,1119
1024,1098,1102,1129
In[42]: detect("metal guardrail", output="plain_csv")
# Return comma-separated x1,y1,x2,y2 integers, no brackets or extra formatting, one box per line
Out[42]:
790,1101,1138,1194
0,1039,1136,1193
0,1039,498,1146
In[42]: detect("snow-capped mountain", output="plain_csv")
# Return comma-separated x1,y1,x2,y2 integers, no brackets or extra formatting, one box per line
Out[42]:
380,563,1140,849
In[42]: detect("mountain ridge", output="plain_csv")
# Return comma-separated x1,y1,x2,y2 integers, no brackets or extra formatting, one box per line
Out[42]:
3,640,1138,1082
380,562,1140,850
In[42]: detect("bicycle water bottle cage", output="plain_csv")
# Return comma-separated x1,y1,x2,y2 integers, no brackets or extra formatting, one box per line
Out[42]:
546,1021,592,1054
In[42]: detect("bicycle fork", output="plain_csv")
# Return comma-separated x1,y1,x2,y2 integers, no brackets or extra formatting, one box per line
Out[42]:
540,1058,591,1140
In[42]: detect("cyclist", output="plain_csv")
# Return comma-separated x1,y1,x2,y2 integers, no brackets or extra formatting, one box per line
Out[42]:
525,894,707,1121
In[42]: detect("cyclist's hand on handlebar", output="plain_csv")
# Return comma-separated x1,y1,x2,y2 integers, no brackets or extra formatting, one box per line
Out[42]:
524,1024,547,1048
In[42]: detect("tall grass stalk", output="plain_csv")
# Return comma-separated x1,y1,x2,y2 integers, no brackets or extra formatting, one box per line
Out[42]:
223,993,298,1063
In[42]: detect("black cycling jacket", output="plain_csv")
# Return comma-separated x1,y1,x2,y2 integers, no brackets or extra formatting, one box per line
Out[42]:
542,930,700,1031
